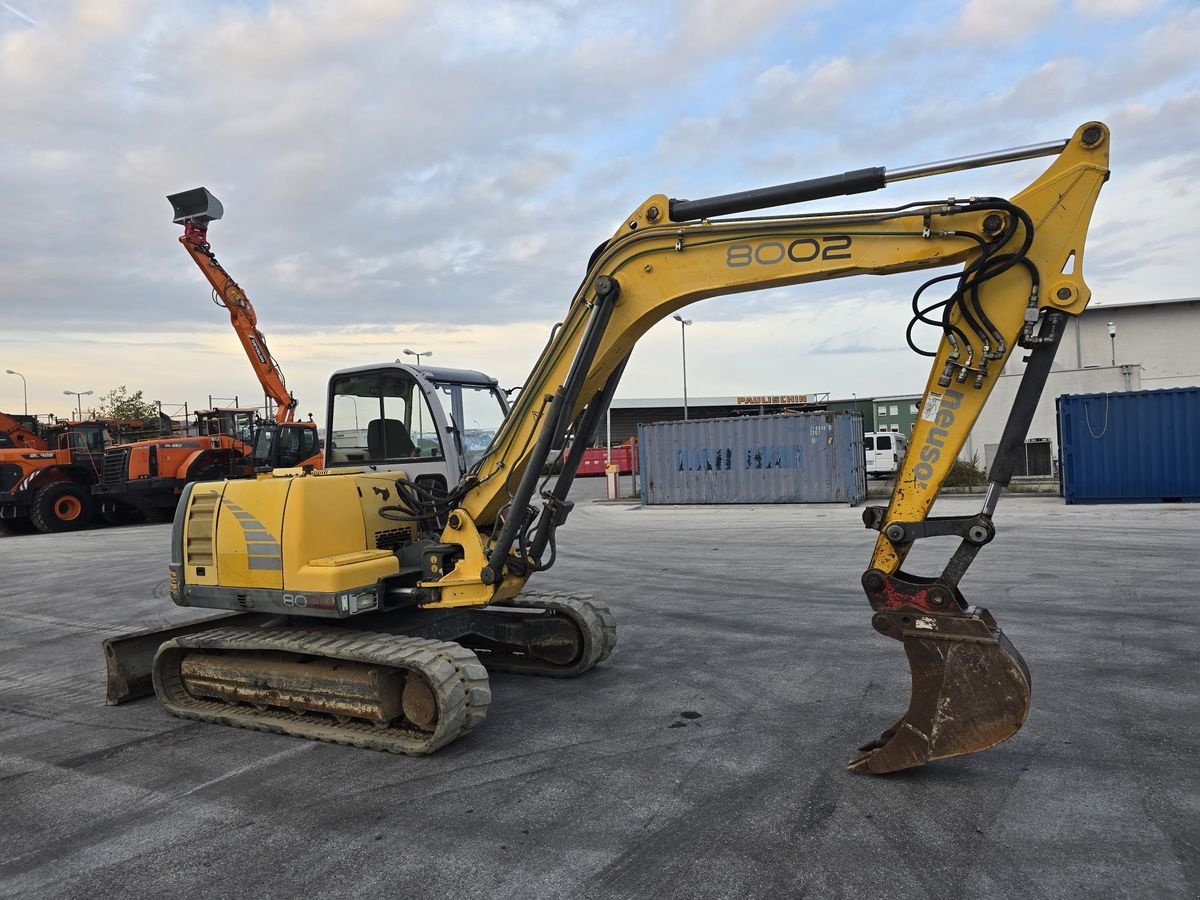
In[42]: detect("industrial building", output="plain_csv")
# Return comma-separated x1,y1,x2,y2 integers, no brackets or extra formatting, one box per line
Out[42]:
963,296,1200,475
606,297,1199,480
604,394,830,444
863,396,922,435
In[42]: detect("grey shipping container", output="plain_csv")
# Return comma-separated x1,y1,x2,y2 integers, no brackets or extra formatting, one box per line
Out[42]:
1058,387,1200,504
637,411,866,505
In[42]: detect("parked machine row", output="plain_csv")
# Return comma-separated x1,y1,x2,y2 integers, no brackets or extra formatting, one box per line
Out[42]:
0,418,163,532
3,189,509,535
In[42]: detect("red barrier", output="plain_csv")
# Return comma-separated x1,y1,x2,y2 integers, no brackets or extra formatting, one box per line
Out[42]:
575,440,638,477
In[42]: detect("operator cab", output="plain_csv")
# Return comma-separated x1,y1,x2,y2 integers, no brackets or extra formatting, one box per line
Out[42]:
326,362,508,490
46,421,113,453
251,422,321,469
195,408,257,443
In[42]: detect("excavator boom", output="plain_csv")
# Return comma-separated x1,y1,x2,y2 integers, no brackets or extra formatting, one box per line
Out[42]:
437,124,1107,594
168,187,297,424
116,123,1110,773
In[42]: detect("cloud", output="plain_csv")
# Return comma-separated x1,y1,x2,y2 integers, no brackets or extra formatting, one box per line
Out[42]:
957,0,1058,41
0,0,1196,420
672,0,821,57
1072,0,1162,16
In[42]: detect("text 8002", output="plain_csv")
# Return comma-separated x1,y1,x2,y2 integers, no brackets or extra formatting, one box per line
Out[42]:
726,236,852,268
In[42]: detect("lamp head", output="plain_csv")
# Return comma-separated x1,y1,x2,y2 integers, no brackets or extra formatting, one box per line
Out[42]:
1107,321,1116,337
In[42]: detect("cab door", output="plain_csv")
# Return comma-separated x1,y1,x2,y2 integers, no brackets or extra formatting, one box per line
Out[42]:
325,367,457,494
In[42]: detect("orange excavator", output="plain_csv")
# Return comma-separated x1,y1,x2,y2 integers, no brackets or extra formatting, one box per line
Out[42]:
93,191,321,518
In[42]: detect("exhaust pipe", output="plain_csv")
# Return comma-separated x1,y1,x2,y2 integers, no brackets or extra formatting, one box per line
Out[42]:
167,187,223,225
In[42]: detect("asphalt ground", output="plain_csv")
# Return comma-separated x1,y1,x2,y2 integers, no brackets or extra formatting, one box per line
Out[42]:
0,487,1196,899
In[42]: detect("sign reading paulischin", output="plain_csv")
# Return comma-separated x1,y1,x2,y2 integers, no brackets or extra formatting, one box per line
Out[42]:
735,395,808,406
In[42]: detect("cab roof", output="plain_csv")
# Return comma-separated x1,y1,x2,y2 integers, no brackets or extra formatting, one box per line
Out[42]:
330,361,499,388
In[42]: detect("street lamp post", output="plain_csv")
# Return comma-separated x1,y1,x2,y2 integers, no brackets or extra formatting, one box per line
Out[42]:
672,314,692,421
5,370,27,416
63,389,93,420
401,349,432,445
1107,321,1116,366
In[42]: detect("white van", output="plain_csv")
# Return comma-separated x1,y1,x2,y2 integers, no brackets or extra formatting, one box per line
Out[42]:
864,431,908,479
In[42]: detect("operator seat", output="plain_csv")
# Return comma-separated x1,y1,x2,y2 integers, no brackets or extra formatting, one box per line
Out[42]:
366,418,416,460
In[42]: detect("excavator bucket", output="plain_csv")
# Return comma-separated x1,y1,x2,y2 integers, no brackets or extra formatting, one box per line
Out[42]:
167,187,223,225
849,608,1031,774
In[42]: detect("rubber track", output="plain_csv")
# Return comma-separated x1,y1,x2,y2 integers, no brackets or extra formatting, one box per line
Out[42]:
153,626,491,755
483,591,617,678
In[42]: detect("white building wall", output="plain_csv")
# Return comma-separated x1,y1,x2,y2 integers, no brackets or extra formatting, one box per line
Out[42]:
1057,298,1200,388
961,297,1200,470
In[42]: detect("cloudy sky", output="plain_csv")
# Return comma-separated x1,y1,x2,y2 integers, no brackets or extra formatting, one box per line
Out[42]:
2,0,1197,422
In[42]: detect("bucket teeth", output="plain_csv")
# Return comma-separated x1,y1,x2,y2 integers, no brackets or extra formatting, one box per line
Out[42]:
850,610,1031,774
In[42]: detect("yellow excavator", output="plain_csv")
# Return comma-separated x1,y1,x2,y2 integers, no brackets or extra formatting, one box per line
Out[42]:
104,122,1110,774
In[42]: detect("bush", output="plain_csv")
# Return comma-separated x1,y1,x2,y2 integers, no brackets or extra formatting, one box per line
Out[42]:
943,452,987,488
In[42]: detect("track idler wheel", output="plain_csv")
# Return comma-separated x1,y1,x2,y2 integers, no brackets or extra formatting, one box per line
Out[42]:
402,670,438,732
851,590,1030,774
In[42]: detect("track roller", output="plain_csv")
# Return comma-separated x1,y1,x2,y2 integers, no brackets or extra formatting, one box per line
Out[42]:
477,591,617,677
153,625,490,754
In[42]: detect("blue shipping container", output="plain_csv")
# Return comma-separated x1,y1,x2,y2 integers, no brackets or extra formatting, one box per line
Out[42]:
1058,387,1200,504
637,411,866,505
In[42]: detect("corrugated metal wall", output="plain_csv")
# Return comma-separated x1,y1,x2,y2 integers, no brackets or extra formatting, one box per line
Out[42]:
1058,387,1200,504
637,412,865,505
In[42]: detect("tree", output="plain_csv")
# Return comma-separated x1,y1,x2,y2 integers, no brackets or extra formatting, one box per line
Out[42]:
89,386,161,423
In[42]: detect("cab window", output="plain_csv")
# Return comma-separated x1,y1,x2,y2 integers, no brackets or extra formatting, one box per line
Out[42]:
257,425,319,468
434,381,508,470
71,426,108,452
328,371,444,466
220,411,255,442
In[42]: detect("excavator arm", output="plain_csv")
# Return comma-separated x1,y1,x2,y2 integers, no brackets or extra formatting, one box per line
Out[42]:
405,122,1109,769
167,188,298,425
850,129,1110,772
